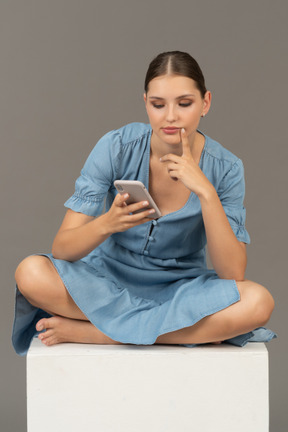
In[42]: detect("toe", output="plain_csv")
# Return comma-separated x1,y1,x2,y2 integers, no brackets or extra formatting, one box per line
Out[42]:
36,318,47,332
36,317,54,332
42,335,59,346
38,329,53,341
41,336,51,346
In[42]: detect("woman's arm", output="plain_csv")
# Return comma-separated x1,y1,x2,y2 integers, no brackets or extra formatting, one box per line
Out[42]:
198,185,247,280
52,193,155,262
160,128,247,280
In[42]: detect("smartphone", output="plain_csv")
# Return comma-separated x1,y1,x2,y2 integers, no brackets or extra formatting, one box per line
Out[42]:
114,180,162,219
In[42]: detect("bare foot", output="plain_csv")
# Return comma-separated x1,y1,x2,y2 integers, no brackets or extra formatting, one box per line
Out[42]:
36,316,120,347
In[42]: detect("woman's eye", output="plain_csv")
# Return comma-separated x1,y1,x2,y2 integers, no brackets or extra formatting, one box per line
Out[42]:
152,104,164,109
179,102,192,107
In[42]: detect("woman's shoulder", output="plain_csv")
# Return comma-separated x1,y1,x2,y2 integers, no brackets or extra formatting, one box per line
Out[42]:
201,132,245,187
202,132,242,168
84,123,150,169
106,122,151,146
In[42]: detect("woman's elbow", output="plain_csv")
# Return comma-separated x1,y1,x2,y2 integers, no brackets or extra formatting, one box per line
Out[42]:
51,246,61,260
218,261,247,281
232,254,247,281
51,238,67,260
51,240,79,262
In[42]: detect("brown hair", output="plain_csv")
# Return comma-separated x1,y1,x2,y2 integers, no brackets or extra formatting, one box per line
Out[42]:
144,51,207,98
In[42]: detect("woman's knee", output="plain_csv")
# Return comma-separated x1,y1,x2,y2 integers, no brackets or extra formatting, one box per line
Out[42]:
257,285,275,325
238,281,275,327
15,255,51,298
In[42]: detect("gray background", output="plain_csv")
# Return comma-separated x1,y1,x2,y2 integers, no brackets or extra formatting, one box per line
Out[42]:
1,1,287,430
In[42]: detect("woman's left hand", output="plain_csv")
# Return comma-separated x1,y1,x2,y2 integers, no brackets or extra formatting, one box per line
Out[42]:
160,128,212,197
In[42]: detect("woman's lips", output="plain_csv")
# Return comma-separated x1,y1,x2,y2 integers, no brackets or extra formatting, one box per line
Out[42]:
162,127,180,135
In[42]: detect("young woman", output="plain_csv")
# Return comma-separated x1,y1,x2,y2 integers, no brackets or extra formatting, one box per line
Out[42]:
13,51,275,355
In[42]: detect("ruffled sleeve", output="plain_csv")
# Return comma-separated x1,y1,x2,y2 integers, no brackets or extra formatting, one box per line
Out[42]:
218,159,251,244
64,130,121,216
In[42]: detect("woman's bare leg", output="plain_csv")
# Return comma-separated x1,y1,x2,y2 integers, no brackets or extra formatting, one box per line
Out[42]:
15,256,274,347
15,255,88,319
156,280,275,345
36,316,121,346
15,255,117,345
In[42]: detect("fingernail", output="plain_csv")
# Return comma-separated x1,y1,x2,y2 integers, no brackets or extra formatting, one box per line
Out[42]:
181,128,185,133
37,324,43,331
149,209,156,214
123,193,129,199
143,201,149,206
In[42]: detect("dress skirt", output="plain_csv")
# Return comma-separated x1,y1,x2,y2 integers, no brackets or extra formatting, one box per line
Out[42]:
12,240,276,355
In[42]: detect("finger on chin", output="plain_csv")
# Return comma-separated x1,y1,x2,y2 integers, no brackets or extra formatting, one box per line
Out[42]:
181,128,189,154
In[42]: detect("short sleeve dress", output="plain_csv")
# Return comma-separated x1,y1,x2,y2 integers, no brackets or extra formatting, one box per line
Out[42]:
12,123,276,355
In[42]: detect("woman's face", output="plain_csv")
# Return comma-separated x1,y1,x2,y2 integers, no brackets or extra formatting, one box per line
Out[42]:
144,74,211,147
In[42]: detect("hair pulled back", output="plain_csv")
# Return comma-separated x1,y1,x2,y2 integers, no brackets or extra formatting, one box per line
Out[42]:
144,51,207,98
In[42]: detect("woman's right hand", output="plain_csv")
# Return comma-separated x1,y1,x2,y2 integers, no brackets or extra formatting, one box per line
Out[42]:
52,194,155,262
104,193,155,234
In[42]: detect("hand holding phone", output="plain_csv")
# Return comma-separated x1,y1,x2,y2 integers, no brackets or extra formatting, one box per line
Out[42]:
114,180,161,219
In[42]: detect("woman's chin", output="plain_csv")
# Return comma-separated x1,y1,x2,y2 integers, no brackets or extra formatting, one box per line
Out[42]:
163,137,182,146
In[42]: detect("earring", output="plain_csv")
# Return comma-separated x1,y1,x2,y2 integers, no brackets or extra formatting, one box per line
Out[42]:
201,113,205,118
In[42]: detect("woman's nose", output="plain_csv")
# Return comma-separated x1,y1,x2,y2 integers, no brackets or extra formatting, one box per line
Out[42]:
166,104,177,123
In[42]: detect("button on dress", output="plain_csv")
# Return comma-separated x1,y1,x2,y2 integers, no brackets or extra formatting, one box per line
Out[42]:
12,123,276,355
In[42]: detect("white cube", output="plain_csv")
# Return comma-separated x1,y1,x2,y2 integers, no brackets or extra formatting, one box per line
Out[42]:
27,339,269,432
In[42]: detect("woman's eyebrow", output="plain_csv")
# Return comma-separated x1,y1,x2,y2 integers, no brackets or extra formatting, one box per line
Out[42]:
149,94,196,100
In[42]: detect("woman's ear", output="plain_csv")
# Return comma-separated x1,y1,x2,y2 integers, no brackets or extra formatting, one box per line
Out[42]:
202,91,212,116
143,93,147,105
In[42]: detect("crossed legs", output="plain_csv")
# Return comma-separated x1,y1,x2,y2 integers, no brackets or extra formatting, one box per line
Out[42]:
15,255,275,347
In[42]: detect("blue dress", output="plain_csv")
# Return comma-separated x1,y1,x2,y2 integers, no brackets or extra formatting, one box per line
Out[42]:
12,123,276,355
